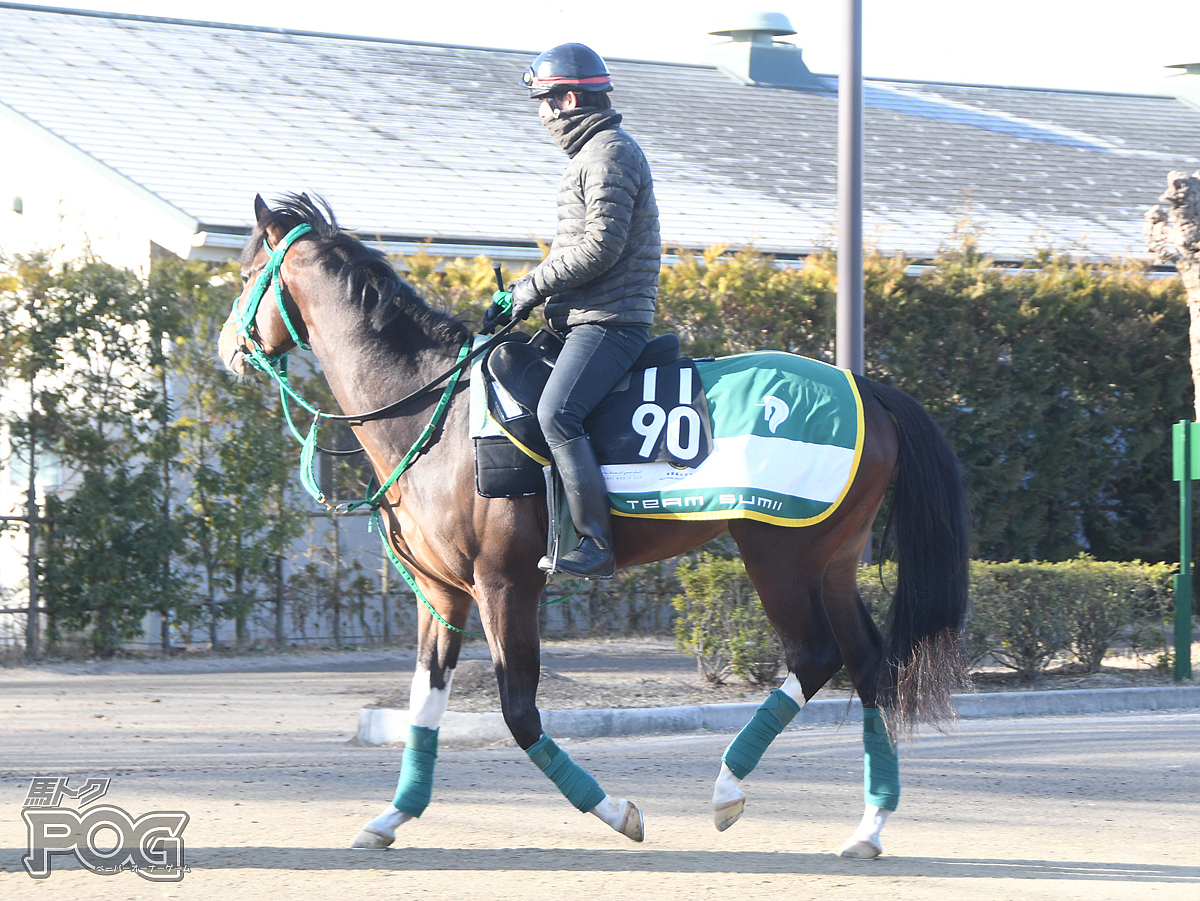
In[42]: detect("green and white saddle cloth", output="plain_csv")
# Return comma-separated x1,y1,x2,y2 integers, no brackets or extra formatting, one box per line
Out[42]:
602,351,864,526
470,345,864,528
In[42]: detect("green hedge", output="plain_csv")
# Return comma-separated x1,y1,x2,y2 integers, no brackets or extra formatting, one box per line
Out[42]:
671,553,783,685
654,246,1191,564
677,554,1175,684
972,557,1173,680
863,557,1175,681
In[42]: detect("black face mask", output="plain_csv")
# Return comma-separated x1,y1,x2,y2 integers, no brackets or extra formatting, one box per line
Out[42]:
543,108,622,158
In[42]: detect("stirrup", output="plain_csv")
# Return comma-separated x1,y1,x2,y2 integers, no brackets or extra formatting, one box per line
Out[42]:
538,538,615,580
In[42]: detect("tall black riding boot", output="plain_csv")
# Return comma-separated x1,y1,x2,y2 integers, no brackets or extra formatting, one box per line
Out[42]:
539,435,616,579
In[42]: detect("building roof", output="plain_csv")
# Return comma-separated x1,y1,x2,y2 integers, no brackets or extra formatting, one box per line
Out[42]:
1,3,1198,262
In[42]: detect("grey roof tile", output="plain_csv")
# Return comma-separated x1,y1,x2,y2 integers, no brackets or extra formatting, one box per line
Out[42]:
0,5,1197,260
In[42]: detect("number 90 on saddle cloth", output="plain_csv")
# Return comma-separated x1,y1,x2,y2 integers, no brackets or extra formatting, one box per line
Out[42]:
473,329,713,498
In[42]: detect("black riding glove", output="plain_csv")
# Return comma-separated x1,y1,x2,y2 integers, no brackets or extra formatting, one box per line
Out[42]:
509,275,543,321
481,301,511,334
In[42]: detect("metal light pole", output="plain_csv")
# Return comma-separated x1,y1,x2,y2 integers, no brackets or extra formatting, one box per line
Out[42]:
836,0,864,375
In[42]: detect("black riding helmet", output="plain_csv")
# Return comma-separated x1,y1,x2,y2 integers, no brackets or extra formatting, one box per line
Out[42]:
521,43,613,98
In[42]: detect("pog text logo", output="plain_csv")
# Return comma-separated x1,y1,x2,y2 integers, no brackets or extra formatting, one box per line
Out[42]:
21,776,189,882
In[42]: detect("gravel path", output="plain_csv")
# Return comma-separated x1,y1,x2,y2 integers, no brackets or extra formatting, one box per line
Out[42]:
0,647,1196,901
4,637,1185,714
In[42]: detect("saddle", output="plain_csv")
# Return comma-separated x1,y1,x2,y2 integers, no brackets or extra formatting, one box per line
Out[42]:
474,328,713,498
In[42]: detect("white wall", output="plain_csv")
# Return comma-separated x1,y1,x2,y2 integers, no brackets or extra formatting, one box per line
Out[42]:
0,110,201,272
0,110,202,614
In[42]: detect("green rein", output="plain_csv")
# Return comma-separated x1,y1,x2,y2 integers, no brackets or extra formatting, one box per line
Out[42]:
230,222,470,513
232,225,577,639
230,223,468,632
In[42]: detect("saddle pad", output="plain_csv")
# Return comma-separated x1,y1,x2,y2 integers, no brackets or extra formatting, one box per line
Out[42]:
470,336,546,498
602,351,864,526
481,337,711,468
587,358,712,466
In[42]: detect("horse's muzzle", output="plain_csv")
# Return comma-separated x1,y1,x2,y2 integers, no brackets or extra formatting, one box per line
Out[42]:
218,320,251,376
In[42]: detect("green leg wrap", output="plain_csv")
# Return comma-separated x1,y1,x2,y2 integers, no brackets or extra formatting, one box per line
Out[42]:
722,689,802,780
863,707,900,811
526,734,606,813
392,725,438,817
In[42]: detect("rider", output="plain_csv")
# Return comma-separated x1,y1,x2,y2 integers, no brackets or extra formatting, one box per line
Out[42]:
491,42,661,579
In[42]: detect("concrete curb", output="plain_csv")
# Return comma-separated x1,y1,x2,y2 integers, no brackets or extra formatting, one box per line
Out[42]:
357,684,1200,748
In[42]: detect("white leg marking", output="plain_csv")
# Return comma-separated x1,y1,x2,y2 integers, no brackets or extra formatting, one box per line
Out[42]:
366,805,413,839
408,663,455,728
838,804,891,859
712,762,744,806
351,664,456,850
589,794,644,842
712,762,745,831
779,672,807,707
352,803,413,850
713,676,806,832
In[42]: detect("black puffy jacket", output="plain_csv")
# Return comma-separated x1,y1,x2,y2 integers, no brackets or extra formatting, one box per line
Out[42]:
530,109,661,329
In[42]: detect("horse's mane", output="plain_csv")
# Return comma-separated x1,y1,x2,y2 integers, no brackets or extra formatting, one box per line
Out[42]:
247,193,469,348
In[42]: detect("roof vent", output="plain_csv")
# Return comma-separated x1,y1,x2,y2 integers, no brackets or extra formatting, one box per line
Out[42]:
1165,61,1200,113
707,12,827,92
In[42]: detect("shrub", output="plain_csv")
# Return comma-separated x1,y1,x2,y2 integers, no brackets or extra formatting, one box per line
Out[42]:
676,555,1175,688
672,553,782,685
1057,557,1174,671
969,562,1071,681
855,563,892,625
966,558,1175,678
1112,564,1177,670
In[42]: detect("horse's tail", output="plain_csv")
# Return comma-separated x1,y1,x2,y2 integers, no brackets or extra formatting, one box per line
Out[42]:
859,378,971,733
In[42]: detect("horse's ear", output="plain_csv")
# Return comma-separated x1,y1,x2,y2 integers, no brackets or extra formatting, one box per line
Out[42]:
253,194,287,249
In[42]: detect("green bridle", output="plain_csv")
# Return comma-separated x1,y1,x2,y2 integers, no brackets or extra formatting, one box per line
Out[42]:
230,224,572,636
229,221,470,512
231,223,314,380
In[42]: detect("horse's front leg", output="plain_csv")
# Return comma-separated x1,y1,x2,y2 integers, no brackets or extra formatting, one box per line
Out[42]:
352,585,468,850
479,571,644,843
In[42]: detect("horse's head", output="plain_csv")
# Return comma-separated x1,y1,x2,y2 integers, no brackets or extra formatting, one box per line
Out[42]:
219,193,469,383
219,194,319,376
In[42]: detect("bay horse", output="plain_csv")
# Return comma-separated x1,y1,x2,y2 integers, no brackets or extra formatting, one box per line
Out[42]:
218,194,970,859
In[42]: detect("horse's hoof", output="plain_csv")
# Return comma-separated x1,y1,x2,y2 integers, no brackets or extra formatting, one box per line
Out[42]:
713,796,745,832
617,800,645,843
838,837,882,859
350,827,395,850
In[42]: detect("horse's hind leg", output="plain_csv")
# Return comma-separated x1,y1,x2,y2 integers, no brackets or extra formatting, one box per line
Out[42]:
352,584,470,850
820,553,896,859
712,523,847,831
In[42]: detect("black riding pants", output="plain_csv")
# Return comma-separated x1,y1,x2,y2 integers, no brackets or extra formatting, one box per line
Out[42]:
537,322,650,450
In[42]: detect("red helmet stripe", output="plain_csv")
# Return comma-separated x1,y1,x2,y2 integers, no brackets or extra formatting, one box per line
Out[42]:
534,75,612,86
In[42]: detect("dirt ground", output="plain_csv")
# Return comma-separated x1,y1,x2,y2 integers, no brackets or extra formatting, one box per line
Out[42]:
6,636,1190,714
364,636,1189,712
0,641,1197,900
